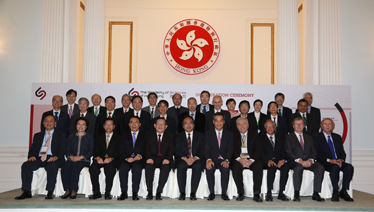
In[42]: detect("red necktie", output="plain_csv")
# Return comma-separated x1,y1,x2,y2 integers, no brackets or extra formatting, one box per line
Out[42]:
108,112,112,118
81,113,84,117
299,134,304,150
187,133,192,157
273,117,276,127
136,112,139,117
218,132,223,159
157,134,162,156
125,109,127,113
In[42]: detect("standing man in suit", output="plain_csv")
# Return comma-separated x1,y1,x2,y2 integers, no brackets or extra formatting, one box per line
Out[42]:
175,116,204,200
88,94,106,116
231,117,263,202
89,118,120,200
230,100,258,134
259,120,290,201
123,96,151,133
167,93,188,128
249,99,267,134
260,101,288,139
95,96,122,137
115,94,133,116
289,99,319,136
205,112,233,201
118,116,146,201
205,96,231,132
144,118,174,200
61,89,79,118
178,97,205,134
268,93,292,124
303,92,321,126
314,118,354,202
151,100,177,135
69,97,96,135
41,95,70,136
284,117,325,202
15,115,66,200
142,92,160,119
196,90,214,114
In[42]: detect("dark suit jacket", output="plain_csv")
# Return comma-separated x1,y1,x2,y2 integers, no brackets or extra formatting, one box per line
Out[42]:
260,115,288,139
296,106,321,126
288,112,319,136
178,111,205,134
69,112,97,135
150,115,177,136
115,107,134,116
204,129,234,162
268,106,292,123
95,110,122,137
313,132,346,164
258,134,287,164
41,110,70,136
230,115,258,134
87,105,106,116
167,106,188,120
61,103,79,117
196,104,214,114
205,110,231,132
284,132,316,161
122,110,151,133
28,130,66,160
232,131,259,161
175,131,204,165
248,112,267,133
119,131,146,160
93,133,120,160
145,132,174,161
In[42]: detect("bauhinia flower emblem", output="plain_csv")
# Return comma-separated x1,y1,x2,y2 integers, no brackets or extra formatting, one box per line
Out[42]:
177,30,209,62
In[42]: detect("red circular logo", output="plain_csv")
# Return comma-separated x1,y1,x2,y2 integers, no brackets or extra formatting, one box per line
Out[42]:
163,19,220,75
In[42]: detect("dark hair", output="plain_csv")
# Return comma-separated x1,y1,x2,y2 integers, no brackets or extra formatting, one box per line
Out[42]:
155,117,168,125
44,115,56,122
129,116,141,124
297,98,308,105
132,95,143,103
239,100,250,109
226,98,236,106
147,92,158,99
267,101,278,109
253,99,263,107
182,115,195,125
200,90,210,97
105,96,116,103
213,112,225,120
275,92,285,99
66,89,77,97
172,93,182,99
104,118,114,126
75,117,89,130
157,99,169,108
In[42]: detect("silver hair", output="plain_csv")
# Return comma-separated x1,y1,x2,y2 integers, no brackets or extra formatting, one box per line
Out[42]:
78,97,90,106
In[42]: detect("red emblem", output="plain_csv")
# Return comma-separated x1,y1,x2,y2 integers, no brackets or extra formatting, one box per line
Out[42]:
163,19,220,75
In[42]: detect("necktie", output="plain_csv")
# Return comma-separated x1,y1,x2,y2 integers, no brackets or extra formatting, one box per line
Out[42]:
69,105,73,118
136,111,139,117
157,134,162,156
81,113,84,117
54,112,59,122
273,117,277,127
302,113,307,124
187,133,192,157
203,106,206,114
270,136,275,148
191,113,194,120
176,107,180,118
41,132,51,162
125,109,127,113
106,134,110,149
299,134,304,150
151,108,154,118
94,107,99,116
241,134,246,147
108,112,112,118
218,132,222,159
327,135,337,159
278,108,282,117
131,132,136,157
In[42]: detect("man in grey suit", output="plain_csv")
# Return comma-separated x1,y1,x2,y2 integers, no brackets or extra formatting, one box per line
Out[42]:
284,117,325,202
142,92,160,119
61,89,79,118
69,97,96,135
167,93,188,128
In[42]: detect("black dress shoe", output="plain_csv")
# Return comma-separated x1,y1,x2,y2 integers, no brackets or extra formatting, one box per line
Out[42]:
178,193,186,200
117,193,128,200
15,191,32,200
265,193,273,201
190,193,197,200
70,195,77,199
236,193,244,201
207,193,215,201
146,192,153,200
312,192,325,202
132,192,139,200
293,191,300,202
253,194,263,202
89,191,102,200
221,194,230,201
105,192,112,200
155,192,162,200
61,192,71,199
277,193,290,201
339,190,354,202
45,191,53,200
331,189,339,202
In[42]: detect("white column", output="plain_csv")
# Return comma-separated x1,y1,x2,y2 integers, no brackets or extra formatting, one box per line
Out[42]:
277,0,299,84
82,0,105,83
39,0,65,82
318,0,341,85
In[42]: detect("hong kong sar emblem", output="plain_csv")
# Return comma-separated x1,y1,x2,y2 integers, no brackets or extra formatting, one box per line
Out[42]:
163,19,220,75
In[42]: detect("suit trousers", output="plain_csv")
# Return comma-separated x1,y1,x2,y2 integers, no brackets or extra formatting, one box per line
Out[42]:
61,160,89,191
206,158,230,195
21,156,63,192
89,160,117,193
118,159,144,194
263,163,289,192
176,159,204,193
290,161,324,192
322,162,353,190
230,160,263,194
144,157,172,193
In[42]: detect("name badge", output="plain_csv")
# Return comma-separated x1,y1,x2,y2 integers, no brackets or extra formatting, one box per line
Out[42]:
41,146,48,154
241,148,248,154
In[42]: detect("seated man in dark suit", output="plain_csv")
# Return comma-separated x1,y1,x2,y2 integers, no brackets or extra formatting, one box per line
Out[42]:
151,100,177,135
205,112,233,201
230,100,257,134
122,95,151,133
89,118,120,200
167,93,188,124
289,99,319,136
118,116,146,201
178,97,205,134
303,92,321,126
144,118,174,200
231,117,262,202
284,117,325,202
88,94,106,116
69,97,96,135
61,89,79,118
175,116,204,200
142,92,160,119
248,99,267,134
267,93,292,124
196,90,214,114
41,95,70,136
314,118,354,202
115,94,133,116
95,96,122,137
15,115,66,200
260,101,288,139
205,96,231,132
259,120,290,201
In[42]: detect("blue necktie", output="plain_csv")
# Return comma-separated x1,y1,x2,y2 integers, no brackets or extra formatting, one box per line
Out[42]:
327,135,337,159
278,109,282,117
203,106,206,114
131,132,136,157
54,112,59,122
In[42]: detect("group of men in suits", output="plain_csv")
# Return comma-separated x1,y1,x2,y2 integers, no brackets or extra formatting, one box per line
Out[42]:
16,89,354,203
